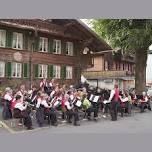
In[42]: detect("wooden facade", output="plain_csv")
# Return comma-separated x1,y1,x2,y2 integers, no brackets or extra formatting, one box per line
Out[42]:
0,19,111,88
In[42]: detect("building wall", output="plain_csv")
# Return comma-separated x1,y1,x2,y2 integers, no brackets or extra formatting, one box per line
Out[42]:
0,25,82,89
86,55,104,71
87,79,135,90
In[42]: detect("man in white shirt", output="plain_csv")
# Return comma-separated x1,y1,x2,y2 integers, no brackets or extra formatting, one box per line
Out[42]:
108,84,120,121
14,95,33,130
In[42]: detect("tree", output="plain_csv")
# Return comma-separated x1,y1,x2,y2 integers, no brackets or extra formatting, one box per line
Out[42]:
91,19,152,94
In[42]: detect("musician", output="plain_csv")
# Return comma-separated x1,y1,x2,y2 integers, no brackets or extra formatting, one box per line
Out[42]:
16,85,28,102
108,84,120,121
2,87,13,119
102,89,111,118
64,94,80,126
119,92,131,117
28,85,39,106
91,88,101,121
14,95,33,130
139,92,151,113
36,93,58,127
82,94,92,120
40,78,48,92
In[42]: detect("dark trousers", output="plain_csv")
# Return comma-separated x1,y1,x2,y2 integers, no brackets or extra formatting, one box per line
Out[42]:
110,102,118,121
104,103,111,114
21,110,32,128
45,108,57,125
92,103,99,118
66,109,79,125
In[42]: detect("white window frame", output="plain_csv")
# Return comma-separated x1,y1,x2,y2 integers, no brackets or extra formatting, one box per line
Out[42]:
66,66,73,79
12,32,23,49
38,64,48,78
0,30,6,47
66,42,73,56
0,61,5,77
11,62,22,78
39,37,48,52
53,39,61,54
53,65,61,79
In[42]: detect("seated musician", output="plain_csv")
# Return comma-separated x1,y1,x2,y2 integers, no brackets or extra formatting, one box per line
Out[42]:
2,87,13,119
64,93,80,126
102,89,111,118
16,85,28,102
82,94,92,120
139,92,151,113
119,93,131,117
36,93,58,127
14,95,33,130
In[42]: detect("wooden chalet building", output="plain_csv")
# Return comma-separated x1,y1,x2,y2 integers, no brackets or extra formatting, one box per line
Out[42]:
0,19,111,88
83,50,135,90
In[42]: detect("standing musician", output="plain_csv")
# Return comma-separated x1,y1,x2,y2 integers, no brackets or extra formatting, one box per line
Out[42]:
40,78,48,92
108,84,120,121
13,95,33,130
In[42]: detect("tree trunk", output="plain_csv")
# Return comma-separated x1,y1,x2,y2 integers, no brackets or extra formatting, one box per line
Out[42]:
135,50,147,95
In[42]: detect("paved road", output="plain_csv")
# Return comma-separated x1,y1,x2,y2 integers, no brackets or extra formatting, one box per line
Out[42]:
8,110,152,135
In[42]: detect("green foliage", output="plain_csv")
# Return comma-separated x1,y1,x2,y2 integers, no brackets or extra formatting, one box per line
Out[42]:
91,19,152,51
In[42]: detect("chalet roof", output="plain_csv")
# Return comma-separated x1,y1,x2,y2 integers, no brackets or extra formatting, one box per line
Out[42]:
0,19,111,52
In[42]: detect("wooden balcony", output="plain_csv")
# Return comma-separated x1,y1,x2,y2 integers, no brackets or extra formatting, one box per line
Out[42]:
82,70,135,79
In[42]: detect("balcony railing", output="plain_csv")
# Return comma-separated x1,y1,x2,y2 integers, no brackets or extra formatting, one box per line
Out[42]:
82,70,135,79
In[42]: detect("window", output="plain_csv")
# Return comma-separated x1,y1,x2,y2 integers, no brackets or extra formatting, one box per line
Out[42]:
0,61,5,77
11,62,22,78
38,64,48,78
66,42,73,56
12,32,23,49
39,37,48,52
53,65,61,79
66,66,72,79
0,30,6,47
53,40,61,54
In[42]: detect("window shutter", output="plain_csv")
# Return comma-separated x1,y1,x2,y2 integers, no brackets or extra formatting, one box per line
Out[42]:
48,38,53,53
61,66,66,79
5,62,11,78
23,63,29,78
34,64,38,78
48,65,53,78
6,31,12,48
34,37,39,52
74,67,80,79
61,40,66,55
73,42,77,56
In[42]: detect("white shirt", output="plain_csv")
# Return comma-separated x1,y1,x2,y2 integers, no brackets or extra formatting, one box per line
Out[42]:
120,97,128,103
65,101,73,110
36,98,49,108
4,93,12,101
141,96,148,102
14,102,27,111
109,90,115,102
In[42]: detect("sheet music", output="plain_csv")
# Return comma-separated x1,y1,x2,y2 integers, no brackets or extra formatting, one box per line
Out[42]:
93,96,100,103
103,100,111,104
75,100,82,107
89,94,94,101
